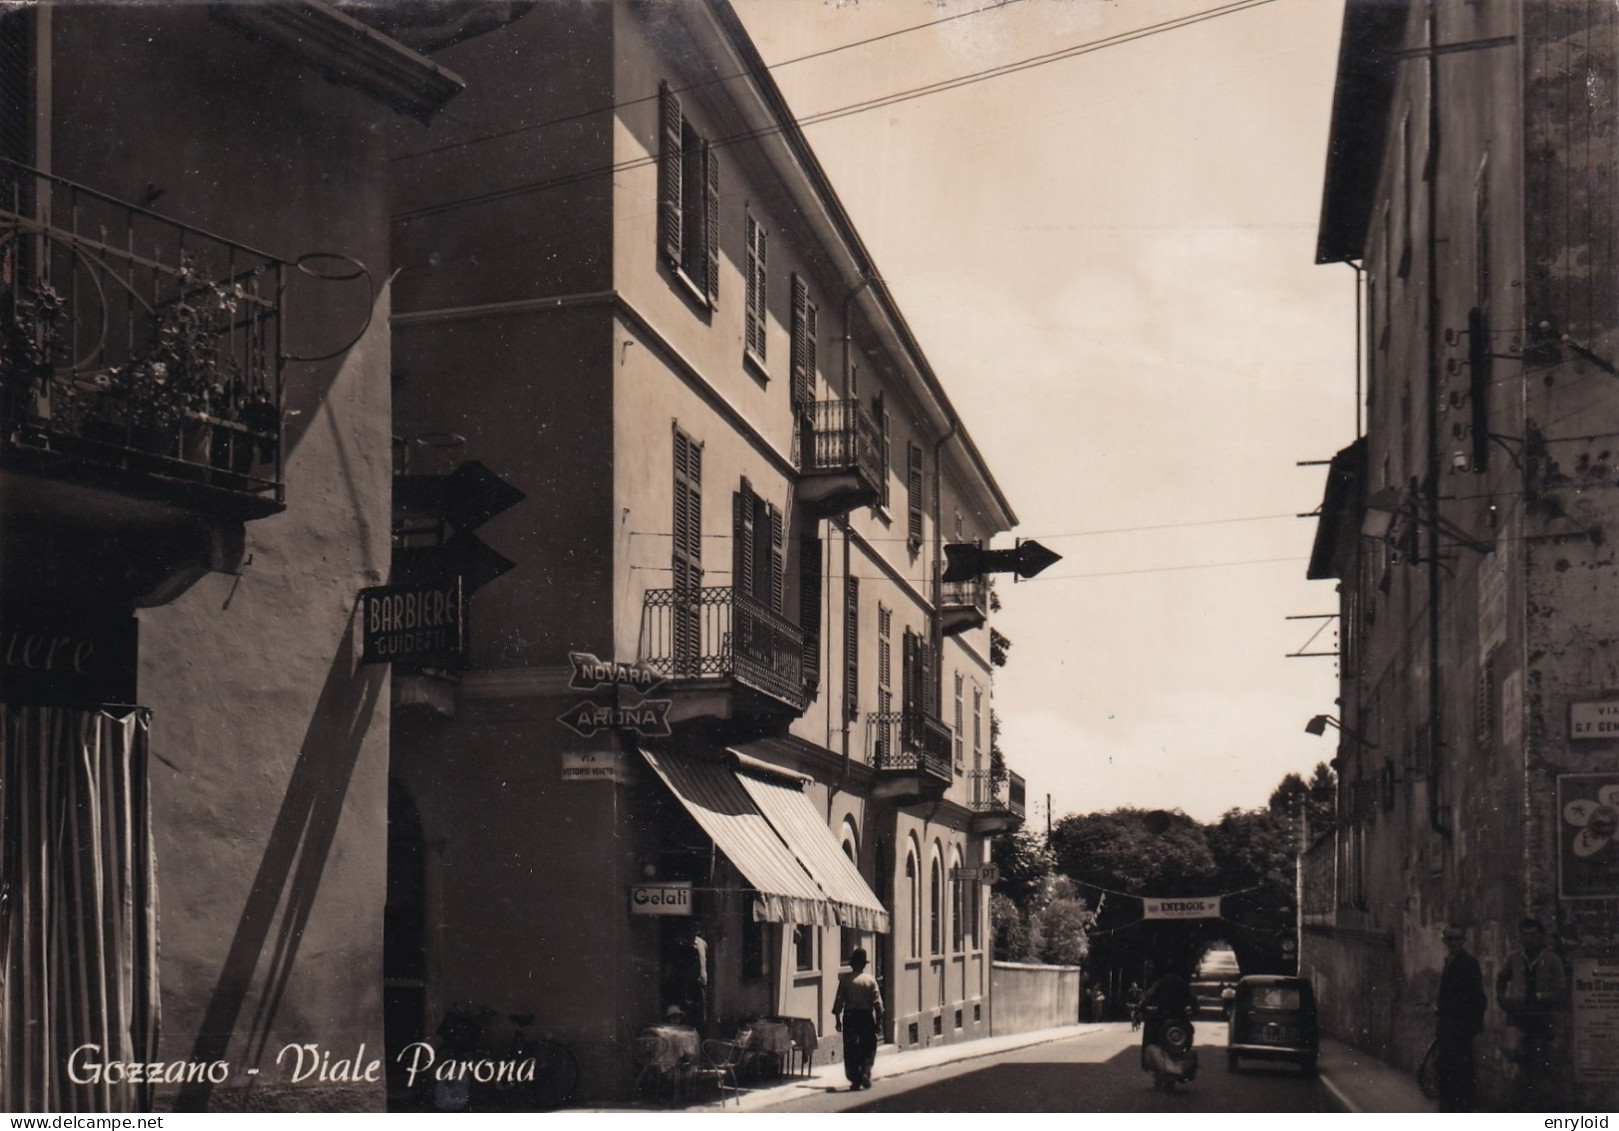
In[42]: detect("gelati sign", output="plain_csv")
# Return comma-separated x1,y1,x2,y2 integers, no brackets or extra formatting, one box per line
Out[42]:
358,580,463,667
630,882,693,916
0,611,137,707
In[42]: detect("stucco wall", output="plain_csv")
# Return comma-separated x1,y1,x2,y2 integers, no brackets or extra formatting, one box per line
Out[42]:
989,962,1082,1036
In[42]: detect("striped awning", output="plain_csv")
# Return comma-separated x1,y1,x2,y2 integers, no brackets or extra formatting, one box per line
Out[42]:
641,747,835,927
733,766,891,934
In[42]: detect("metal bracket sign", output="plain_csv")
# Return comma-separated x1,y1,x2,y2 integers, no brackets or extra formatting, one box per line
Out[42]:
358,579,463,666
568,650,666,693
1142,896,1221,920
558,699,672,739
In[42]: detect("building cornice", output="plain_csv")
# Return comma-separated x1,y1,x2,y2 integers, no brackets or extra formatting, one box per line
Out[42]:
213,1,465,122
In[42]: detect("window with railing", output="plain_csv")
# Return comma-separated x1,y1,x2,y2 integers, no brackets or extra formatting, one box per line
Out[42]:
639,585,808,711
2,160,284,509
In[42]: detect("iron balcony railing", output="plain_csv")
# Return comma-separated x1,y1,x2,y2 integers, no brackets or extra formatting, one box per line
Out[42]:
799,397,883,481
640,585,809,713
1,159,284,513
968,768,1026,820
869,708,953,786
940,577,987,615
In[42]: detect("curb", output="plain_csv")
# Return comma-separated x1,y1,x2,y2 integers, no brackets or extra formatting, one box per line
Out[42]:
1319,1071,1360,1113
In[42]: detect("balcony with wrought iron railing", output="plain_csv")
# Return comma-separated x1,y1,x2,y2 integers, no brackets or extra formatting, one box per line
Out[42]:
967,767,1026,833
2,160,285,522
940,575,988,636
795,398,884,517
869,708,953,802
639,585,810,720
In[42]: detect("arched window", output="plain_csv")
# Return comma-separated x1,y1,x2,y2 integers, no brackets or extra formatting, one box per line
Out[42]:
951,847,966,953
905,846,920,958
930,852,943,956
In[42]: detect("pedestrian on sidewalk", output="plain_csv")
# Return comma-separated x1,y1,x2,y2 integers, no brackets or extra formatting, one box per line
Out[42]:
833,947,883,1092
1126,981,1144,1030
1434,923,1485,1112
1495,916,1570,1111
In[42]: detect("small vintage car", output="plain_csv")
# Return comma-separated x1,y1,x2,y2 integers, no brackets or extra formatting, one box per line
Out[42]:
1226,975,1319,1076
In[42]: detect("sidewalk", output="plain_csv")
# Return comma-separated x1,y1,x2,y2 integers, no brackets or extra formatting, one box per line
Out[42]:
1315,1035,1433,1114
710,1024,1105,1112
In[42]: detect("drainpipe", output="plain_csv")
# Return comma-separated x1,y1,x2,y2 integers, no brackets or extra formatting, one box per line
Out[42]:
931,419,959,731
834,275,874,801
1424,0,1450,840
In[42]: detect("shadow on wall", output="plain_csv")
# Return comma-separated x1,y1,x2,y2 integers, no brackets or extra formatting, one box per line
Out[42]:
174,608,385,1111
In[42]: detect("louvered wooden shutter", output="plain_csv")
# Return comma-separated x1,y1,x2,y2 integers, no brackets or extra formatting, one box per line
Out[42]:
844,576,859,721
877,399,891,509
800,531,822,685
768,503,785,614
658,83,683,268
672,429,703,587
791,275,815,408
733,479,756,600
745,216,767,359
704,140,720,304
906,443,924,551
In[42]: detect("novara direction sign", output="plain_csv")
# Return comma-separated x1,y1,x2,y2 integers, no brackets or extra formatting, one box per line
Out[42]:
558,699,672,739
568,650,665,693
1142,896,1222,921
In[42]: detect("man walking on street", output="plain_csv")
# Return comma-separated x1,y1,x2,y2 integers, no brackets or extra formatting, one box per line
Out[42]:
833,947,883,1091
1495,916,1570,1111
1434,924,1485,1111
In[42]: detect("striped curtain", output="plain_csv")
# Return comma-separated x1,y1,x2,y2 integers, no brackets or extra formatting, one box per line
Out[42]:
0,706,159,1112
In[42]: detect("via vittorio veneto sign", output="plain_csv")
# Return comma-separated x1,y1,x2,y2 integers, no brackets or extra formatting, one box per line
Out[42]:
1142,896,1221,921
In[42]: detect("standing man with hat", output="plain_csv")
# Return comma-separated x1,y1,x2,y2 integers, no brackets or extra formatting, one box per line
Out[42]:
832,947,883,1091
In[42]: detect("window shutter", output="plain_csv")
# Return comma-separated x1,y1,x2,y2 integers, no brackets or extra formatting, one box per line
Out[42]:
791,275,814,408
906,442,924,551
745,216,767,360
658,83,683,268
800,530,822,684
844,576,859,720
704,140,720,305
768,503,785,615
876,397,891,509
733,479,756,600
672,429,703,587
902,629,919,717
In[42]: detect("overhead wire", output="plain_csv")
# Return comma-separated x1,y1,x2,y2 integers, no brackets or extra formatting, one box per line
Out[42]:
395,0,1283,223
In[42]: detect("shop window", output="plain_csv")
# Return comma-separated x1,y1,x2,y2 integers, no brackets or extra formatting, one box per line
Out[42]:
793,925,817,973
743,910,771,980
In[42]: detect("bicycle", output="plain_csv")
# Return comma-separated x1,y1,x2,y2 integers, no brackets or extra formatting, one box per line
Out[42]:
1416,1039,1438,1101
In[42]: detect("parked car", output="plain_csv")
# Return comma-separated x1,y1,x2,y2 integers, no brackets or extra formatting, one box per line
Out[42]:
1226,975,1318,1076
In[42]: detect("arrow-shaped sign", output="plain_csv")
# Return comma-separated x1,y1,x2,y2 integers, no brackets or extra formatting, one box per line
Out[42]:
395,460,526,532
557,699,673,739
568,651,667,693
942,539,1063,583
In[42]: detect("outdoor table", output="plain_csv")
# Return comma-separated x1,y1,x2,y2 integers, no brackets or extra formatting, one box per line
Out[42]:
743,1019,793,1078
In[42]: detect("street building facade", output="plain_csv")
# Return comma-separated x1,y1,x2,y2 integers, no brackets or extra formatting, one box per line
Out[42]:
1304,0,1619,1110
0,1,468,1111
384,0,1026,1104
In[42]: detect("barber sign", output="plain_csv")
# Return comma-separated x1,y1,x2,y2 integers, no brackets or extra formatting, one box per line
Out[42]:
359,580,464,666
1143,896,1221,921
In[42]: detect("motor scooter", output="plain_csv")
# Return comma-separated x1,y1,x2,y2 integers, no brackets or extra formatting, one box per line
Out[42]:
1139,1004,1198,1092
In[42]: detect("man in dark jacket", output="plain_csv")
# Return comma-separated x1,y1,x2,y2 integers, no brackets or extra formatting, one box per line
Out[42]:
1434,924,1486,1111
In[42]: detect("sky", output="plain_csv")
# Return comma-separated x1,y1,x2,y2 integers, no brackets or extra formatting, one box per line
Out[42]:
732,0,1357,824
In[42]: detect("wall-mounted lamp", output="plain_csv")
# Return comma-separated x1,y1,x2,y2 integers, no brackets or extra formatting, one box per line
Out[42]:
1305,713,1379,749
1360,486,1494,556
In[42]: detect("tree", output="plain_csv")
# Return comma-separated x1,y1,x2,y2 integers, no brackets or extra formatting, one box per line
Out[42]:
1206,806,1296,974
991,892,1039,962
1268,761,1337,843
991,825,1051,909
1034,875,1093,967
1047,809,1220,982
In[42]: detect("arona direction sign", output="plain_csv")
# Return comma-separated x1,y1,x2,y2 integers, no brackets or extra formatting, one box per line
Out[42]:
557,699,673,739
